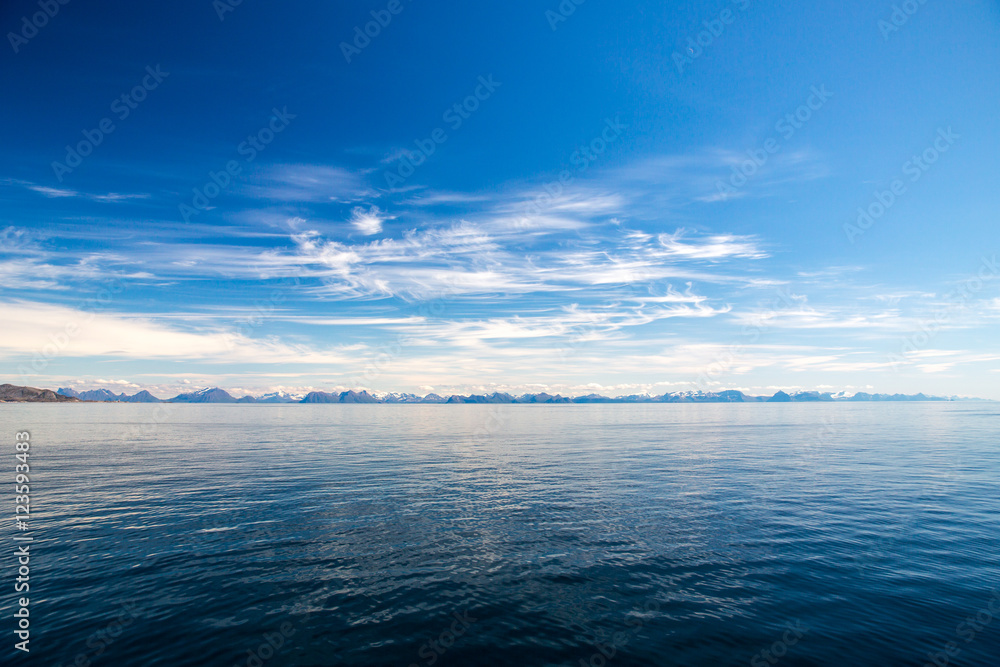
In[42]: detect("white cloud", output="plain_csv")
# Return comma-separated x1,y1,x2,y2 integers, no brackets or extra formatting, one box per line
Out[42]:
245,164,369,203
28,185,77,198
0,300,354,365
2,179,151,203
350,205,387,235
658,230,768,260
90,193,151,202
245,220,772,302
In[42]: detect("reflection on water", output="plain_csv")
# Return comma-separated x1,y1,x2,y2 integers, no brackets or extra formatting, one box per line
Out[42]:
3,402,999,666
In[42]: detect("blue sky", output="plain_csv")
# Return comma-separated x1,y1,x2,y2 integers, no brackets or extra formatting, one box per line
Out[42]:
2,0,999,399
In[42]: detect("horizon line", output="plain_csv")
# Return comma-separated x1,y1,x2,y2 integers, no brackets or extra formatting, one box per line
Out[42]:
5,383,992,404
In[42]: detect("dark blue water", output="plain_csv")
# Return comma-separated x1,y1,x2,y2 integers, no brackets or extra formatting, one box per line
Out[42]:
2,403,999,666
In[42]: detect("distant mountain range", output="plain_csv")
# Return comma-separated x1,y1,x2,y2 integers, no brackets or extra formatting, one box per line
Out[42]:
301,390,380,404
0,383,977,404
1,383,80,402
57,387,162,403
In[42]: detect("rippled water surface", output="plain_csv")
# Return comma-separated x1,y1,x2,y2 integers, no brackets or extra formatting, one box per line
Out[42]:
3,403,999,666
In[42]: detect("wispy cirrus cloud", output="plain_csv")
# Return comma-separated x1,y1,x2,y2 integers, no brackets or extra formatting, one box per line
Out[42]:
657,229,768,260
241,164,372,203
392,298,730,349
0,234,154,291
256,220,768,301
609,148,829,206
2,178,150,203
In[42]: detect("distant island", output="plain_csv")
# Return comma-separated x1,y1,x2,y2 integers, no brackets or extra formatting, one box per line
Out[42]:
0,384,81,403
0,383,988,404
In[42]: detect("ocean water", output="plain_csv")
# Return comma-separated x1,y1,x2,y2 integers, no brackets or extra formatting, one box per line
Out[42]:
2,402,999,666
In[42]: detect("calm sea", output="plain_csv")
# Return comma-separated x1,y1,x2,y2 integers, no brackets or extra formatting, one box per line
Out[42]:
2,403,999,666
